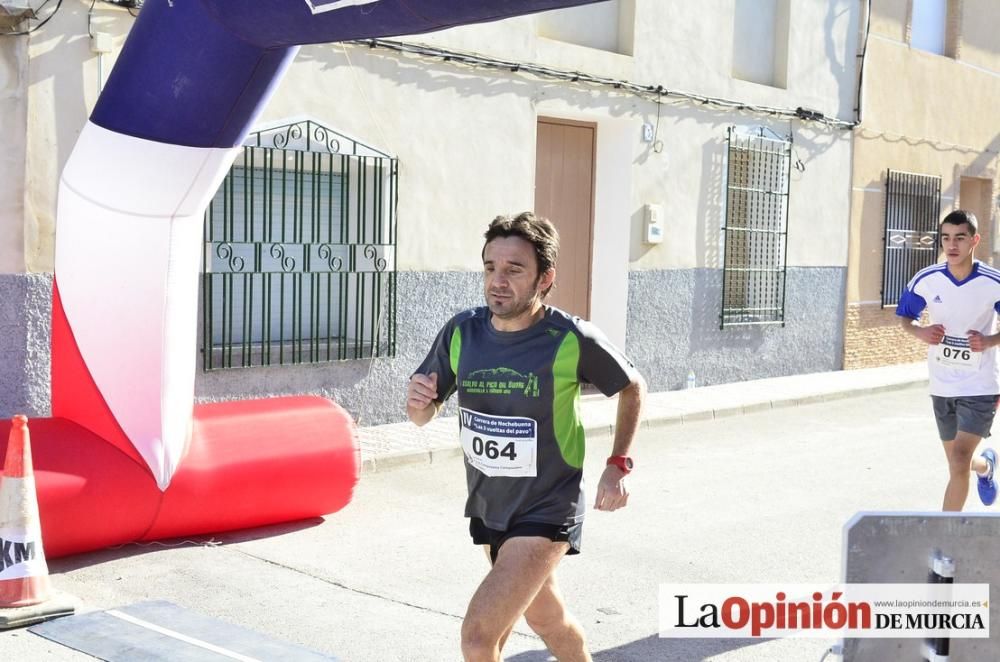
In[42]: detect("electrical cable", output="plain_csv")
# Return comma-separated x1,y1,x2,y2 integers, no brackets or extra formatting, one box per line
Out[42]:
652,86,663,153
3,0,63,36
854,0,872,123
339,42,393,155
348,38,858,131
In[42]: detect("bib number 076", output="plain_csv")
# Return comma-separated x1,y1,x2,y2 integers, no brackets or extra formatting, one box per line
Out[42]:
941,346,971,361
470,436,518,461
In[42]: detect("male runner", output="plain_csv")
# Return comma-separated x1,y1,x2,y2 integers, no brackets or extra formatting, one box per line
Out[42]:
407,212,645,661
897,209,999,511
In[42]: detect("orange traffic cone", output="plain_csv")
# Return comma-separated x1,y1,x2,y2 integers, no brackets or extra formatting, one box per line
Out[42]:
0,415,52,607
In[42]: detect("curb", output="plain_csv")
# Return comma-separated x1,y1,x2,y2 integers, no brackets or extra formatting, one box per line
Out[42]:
358,375,928,474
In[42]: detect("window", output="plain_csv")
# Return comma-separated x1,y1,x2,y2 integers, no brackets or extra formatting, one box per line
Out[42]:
910,0,960,57
881,169,941,307
732,0,790,88
537,0,635,55
202,120,397,369
720,127,791,328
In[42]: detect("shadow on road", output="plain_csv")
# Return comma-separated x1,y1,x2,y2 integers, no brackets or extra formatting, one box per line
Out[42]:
507,634,766,662
47,517,327,572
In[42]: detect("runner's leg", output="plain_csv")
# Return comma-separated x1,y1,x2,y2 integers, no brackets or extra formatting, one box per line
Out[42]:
478,545,517,652
461,537,568,662
523,571,591,662
942,430,983,511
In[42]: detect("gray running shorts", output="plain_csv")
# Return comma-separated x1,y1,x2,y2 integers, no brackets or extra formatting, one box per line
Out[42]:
931,394,999,441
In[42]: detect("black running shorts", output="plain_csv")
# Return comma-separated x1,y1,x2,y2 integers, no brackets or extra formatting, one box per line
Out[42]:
469,517,582,565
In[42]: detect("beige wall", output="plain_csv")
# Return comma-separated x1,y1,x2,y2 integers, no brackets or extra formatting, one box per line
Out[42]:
848,7,1000,303
845,0,1000,367
844,304,927,369
395,0,859,271
959,0,1000,71
0,37,28,274
11,0,859,282
23,1,133,273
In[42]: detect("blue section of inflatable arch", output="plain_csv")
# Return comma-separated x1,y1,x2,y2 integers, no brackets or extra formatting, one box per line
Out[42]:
90,0,298,148
203,0,607,47
90,0,605,147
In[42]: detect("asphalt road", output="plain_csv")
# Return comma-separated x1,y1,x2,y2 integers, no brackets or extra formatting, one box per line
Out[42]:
2,385,992,661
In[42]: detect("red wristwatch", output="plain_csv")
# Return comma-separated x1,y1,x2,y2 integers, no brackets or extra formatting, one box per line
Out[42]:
606,455,634,475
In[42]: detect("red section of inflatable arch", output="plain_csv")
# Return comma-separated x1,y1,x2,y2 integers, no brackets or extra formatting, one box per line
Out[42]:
50,281,147,470
0,398,358,558
144,396,359,542
0,417,159,559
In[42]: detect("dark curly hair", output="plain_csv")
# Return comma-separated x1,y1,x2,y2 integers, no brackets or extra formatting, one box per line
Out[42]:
482,212,560,297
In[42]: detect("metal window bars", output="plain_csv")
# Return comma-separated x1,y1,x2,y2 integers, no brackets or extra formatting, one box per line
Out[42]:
201,120,398,370
881,169,941,307
720,126,791,329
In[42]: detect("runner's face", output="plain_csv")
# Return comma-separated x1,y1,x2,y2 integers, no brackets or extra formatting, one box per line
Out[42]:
483,236,552,321
940,224,978,267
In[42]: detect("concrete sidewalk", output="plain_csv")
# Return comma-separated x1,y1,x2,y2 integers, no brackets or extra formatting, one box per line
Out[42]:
357,362,928,473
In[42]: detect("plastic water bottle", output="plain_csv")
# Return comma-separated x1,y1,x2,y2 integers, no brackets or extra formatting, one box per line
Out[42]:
686,370,696,390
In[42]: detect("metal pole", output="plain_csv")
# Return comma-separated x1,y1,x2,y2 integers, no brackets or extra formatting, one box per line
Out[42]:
922,553,954,662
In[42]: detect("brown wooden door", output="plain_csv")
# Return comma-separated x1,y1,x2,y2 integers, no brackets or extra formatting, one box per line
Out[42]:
534,118,596,319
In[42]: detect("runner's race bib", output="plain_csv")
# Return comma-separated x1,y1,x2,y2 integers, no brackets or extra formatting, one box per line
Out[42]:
459,408,537,477
933,335,982,372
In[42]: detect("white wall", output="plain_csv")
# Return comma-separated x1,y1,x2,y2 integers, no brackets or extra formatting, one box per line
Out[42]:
14,0,858,295
0,37,28,274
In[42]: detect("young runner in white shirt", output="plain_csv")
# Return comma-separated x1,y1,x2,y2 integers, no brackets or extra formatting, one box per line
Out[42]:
897,210,999,511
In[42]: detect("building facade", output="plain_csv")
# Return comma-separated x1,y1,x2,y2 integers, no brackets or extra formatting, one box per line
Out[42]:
1,0,863,425
844,0,1000,369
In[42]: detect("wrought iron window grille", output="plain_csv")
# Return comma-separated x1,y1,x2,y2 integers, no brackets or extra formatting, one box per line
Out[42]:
881,169,941,308
201,119,398,370
720,126,792,329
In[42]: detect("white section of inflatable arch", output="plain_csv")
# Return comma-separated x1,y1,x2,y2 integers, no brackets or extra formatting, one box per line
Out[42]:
56,122,239,489
304,0,384,15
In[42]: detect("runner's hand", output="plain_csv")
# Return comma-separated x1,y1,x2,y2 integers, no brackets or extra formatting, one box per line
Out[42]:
594,465,629,511
918,324,945,345
967,330,990,352
407,372,439,410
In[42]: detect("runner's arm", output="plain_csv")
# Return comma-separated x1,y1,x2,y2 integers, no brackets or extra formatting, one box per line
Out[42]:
610,375,646,458
407,372,441,427
594,375,646,512
967,330,1000,352
899,317,944,345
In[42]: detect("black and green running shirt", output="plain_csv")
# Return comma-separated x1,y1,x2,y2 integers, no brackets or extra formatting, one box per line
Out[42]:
415,305,639,530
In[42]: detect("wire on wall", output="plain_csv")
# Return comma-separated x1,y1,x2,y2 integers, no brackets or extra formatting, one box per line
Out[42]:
854,0,872,123
348,38,859,131
2,0,63,36
652,86,664,153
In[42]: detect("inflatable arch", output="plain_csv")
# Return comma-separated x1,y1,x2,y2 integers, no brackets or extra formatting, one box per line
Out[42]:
1,0,599,558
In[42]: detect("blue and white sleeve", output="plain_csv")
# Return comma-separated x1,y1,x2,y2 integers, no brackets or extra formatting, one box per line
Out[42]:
895,287,927,320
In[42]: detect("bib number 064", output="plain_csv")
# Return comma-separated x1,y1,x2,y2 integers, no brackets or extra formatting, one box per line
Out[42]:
470,436,518,461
